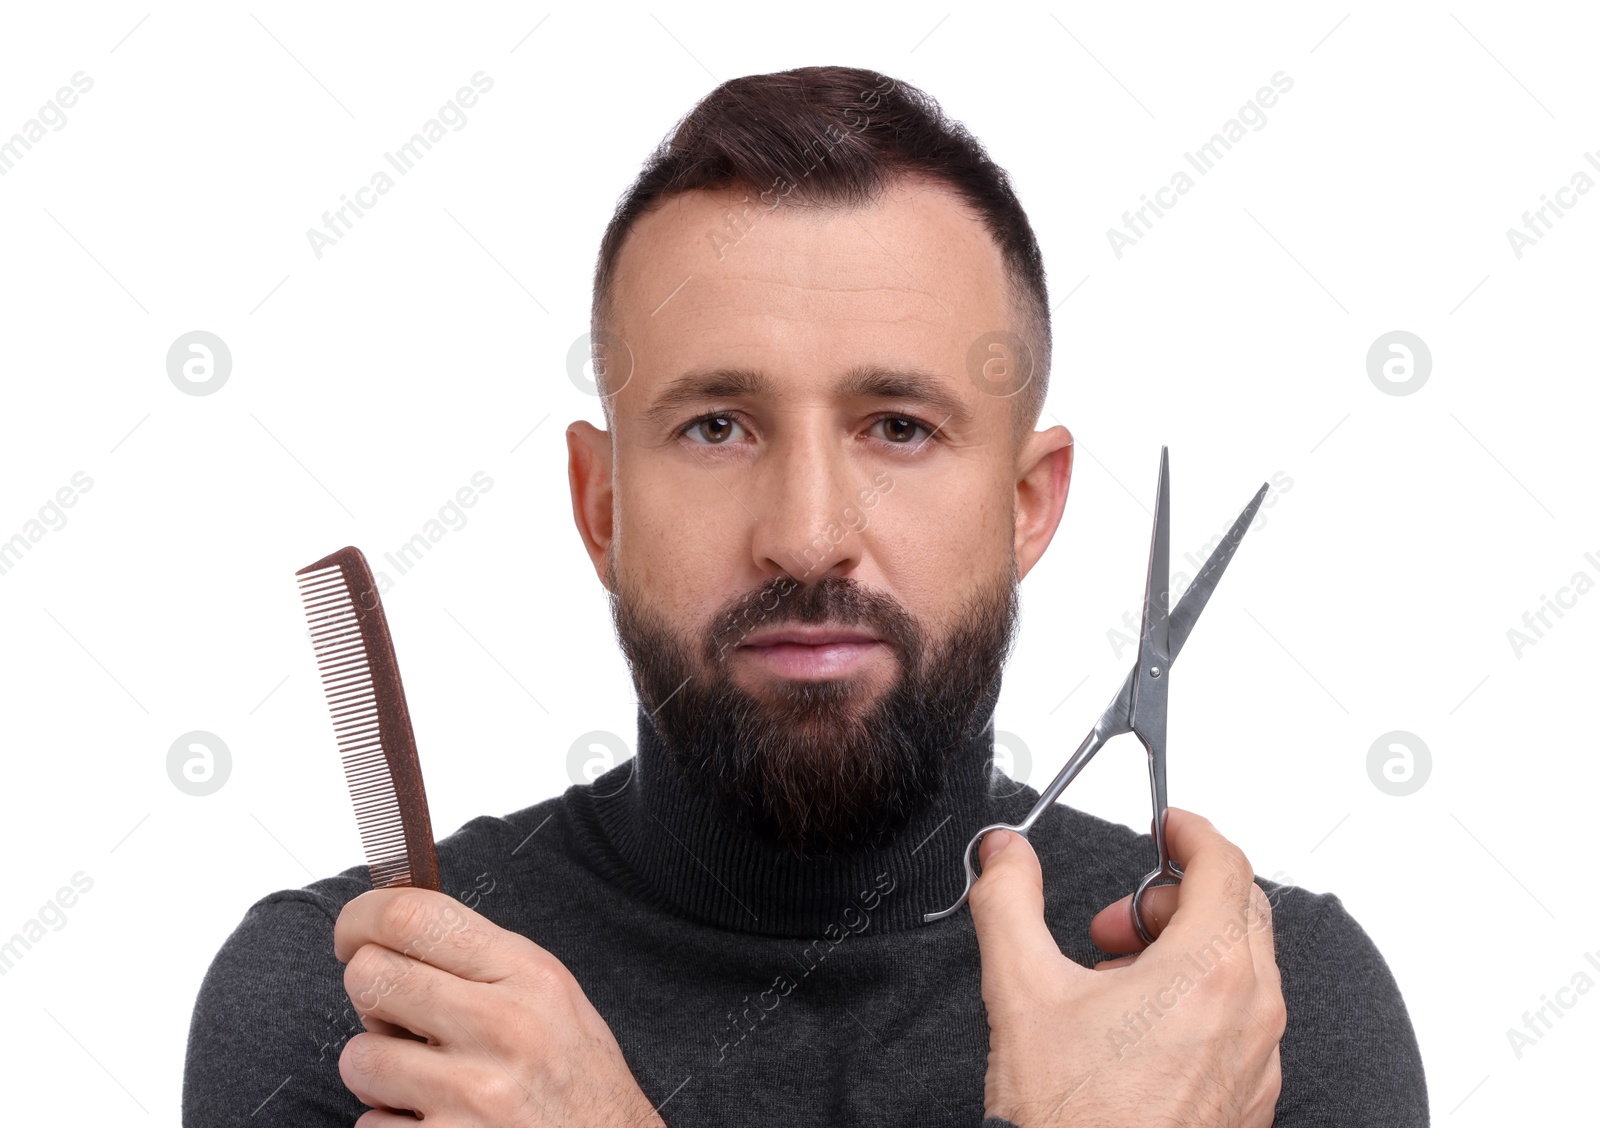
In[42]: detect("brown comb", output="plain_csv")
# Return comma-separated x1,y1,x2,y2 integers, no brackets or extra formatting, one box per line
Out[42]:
294,546,440,891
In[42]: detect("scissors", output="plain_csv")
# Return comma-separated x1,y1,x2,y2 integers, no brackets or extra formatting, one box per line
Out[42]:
923,447,1268,943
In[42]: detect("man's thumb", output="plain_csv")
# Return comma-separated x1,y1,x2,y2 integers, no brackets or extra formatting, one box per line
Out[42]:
968,829,1068,992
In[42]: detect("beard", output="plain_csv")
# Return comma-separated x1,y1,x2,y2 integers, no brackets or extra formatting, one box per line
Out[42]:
607,552,1020,859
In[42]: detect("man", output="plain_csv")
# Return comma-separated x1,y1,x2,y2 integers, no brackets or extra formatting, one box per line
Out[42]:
184,66,1427,1125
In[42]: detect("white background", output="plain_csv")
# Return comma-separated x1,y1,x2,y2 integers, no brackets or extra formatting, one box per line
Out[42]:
1,1,1594,1120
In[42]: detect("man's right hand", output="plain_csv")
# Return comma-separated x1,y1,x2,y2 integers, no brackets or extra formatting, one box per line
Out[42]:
970,808,1286,1128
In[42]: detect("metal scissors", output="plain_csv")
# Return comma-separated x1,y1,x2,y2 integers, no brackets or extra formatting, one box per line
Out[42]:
924,447,1268,942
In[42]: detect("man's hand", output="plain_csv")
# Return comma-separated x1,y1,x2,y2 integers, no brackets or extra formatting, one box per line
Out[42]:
332,887,665,1127
970,808,1286,1128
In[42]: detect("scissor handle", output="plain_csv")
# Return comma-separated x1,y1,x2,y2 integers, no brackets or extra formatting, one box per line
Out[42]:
1131,858,1184,945
921,819,1033,923
1130,702,1175,945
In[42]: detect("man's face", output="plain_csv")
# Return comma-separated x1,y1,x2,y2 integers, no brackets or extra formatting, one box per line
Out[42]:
569,177,1073,856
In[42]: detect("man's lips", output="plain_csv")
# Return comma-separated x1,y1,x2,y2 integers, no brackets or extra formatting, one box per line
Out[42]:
736,626,888,678
739,626,882,647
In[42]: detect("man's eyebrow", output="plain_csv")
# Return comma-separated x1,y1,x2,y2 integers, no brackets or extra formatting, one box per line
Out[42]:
639,364,972,430
641,367,769,430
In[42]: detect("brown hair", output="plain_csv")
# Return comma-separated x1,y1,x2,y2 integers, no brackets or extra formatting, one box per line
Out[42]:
590,64,1052,440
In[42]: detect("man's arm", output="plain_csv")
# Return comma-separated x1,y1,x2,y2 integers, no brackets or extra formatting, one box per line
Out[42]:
1271,892,1428,1126
183,890,367,1126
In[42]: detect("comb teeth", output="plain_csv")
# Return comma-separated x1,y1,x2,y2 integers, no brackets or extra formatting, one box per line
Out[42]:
294,553,438,890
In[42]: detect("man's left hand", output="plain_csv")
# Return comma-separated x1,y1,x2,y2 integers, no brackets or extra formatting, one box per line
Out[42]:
333,887,665,1127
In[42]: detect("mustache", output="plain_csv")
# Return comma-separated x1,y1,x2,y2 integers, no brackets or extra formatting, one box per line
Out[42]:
705,574,923,669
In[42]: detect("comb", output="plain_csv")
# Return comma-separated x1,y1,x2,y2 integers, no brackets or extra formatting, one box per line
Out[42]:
294,546,440,891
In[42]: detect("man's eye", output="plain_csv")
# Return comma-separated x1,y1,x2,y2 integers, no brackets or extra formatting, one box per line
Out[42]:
682,414,746,444
873,416,930,444
679,414,933,447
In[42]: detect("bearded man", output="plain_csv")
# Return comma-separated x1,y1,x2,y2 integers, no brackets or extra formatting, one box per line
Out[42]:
184,65,1427,1127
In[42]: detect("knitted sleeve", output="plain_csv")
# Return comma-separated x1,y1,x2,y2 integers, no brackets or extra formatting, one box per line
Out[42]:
181,890,366,1126
1271,891,1429,1126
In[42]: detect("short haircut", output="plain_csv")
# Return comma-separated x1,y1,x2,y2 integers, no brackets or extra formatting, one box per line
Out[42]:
590,64,1052,443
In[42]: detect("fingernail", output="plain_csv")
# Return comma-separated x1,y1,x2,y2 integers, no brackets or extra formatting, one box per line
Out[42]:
979,829,1011,863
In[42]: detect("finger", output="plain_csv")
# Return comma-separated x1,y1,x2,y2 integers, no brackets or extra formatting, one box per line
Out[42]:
968,829,1077,995
1087,883,1181,955
358,1009,429,1044
1158,808,1257,943
1093,954,1138,970
344,941,469,1046
355,1109,422,1126
339,1030,441,1118
336,887,537,983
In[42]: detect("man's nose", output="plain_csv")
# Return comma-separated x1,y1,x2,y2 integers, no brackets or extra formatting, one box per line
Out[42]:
747,435,871,582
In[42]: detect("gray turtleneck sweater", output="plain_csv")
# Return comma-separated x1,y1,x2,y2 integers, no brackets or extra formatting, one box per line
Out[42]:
183,706,1428,1125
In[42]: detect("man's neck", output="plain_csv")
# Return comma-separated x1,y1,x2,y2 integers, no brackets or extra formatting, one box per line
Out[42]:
569,695,1007,937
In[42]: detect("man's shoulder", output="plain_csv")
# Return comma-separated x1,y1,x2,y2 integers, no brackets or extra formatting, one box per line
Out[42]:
282,790,578,904
193,790,578,1006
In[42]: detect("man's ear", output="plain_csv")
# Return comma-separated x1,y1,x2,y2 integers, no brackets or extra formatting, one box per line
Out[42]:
1014,424,1073,581
567,421,616,591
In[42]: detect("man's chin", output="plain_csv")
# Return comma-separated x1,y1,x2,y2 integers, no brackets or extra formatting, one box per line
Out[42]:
725,674,894,734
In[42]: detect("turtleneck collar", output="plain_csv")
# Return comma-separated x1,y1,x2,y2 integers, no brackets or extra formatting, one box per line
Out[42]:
564,686,1019,938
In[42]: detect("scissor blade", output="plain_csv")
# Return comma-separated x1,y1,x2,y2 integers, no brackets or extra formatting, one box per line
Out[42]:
1168,481,1270,659
1096,476,1266,735
1137,447,1172,663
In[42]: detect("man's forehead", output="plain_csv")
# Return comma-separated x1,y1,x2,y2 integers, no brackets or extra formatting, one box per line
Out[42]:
605,181,1014,423
613,179,1005,307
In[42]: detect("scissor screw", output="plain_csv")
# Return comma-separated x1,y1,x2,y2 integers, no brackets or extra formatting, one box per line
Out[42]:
1149,666,1162,678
